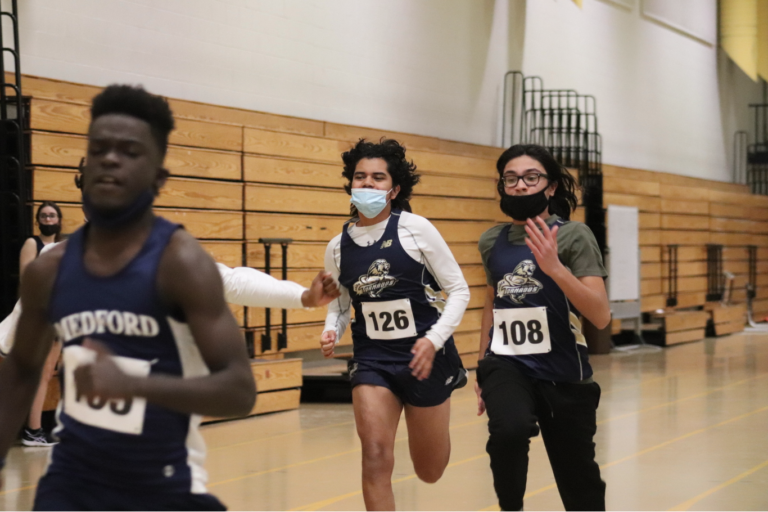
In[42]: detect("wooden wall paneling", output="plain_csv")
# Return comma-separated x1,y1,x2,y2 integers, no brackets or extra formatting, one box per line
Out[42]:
245,184,348,215
323,122,443,153
603,177,660,197
641,246,662,262
161,209,244,239
660,230,710,245
416,173,498,199
710,217,760,233
604,193,661,211
641,279,662,296
642,262,662,279
468,285,488,309
244,128,343,163
200,242,243,268
245,213,347,242
661,214,710,231
658,184,711,202
661,246,707,262
30,99,89,133
165,147,242,181
660,199,709,215
709,203,755,220
641,295,666,312
410,196,499,221
663,261,708,277
31,131,86,167
170,118,243,152
639,230,662,245
243,155,343,188
157,177,243,210
407,150,497,179
639,212,661,229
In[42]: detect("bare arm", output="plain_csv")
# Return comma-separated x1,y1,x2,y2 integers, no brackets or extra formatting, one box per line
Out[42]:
525,217,610,329
76,231,256,418
18,238,38,278
0,250,60,461
478,285,495,362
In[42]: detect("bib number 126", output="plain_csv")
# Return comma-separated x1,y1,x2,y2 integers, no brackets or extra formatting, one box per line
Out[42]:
362,298,418,340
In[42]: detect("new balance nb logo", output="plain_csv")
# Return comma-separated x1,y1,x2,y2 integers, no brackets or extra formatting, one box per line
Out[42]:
380,239,393,249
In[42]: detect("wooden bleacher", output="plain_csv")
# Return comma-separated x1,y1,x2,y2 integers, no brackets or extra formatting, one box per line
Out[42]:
604,164,768,344
10,72,768,417
11,73,509,416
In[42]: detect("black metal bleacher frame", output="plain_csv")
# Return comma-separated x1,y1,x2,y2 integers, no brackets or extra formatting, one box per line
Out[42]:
258,238,293,354
0,0,29,318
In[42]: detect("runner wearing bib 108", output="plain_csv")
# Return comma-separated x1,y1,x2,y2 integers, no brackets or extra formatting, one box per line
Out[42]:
475,144,611,512
320,139,470,511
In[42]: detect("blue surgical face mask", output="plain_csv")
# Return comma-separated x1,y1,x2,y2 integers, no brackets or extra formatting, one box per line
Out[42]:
351,188,391,219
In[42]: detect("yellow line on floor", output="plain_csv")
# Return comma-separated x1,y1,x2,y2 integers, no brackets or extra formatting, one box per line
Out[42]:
668,458,768,511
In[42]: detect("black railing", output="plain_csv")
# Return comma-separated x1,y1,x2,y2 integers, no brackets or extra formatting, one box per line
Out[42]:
746,82,768,194
0,0,29,317
706,244,724,302
502,71,604,252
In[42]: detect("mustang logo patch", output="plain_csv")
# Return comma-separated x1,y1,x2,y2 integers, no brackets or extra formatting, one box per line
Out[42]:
497,260,543,304
353,259,398,298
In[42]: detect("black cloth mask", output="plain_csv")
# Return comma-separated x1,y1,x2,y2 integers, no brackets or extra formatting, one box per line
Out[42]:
38,223,61,237
82,189,155,229
499,187,550,221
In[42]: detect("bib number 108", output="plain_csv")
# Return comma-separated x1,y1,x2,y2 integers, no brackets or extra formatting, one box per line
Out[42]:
490,306,551,356
497,319,544,345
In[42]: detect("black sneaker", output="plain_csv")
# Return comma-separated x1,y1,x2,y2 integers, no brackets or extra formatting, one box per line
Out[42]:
453,368,469,389
21,428,57,447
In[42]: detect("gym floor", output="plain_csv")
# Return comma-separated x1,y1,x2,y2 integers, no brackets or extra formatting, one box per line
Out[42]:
1,332,767,511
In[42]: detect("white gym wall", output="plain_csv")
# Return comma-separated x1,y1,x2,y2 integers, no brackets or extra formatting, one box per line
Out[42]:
6,0,765,181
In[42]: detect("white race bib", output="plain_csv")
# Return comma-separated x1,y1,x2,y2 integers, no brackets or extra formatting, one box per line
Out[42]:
63,345,151,435
491,307,552,356
361,298,418,340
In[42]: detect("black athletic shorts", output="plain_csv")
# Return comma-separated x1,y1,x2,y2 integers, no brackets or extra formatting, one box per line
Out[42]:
33,471,226,511
348,341,462,407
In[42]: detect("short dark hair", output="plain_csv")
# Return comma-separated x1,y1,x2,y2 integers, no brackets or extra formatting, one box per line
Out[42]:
90,85,175,156
495,144,579,220
341,139,420,215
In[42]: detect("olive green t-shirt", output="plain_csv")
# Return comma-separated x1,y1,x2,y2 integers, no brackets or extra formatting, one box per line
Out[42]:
478,215,607,286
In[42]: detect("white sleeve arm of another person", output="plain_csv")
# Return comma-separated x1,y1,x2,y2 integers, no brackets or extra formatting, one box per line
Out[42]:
322,236,352,343
217,263,306,310
403,215,470,351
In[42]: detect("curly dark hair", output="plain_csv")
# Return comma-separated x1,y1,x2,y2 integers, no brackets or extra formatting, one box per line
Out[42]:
90,84,175,157
495,144,579,220
341,139,420,215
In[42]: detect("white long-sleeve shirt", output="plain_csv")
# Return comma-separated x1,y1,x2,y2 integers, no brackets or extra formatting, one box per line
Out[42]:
323,211,470,351
216,263,305,310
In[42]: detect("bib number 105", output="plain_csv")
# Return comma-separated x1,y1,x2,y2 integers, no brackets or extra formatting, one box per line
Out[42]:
491,306,552,356
362,298,418,340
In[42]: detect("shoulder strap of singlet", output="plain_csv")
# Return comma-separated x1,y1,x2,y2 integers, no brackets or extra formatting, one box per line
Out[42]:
32,236,44,256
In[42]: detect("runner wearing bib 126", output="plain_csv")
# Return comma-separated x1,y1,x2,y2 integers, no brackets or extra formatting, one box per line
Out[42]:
320,139,469,511
475,144,610,512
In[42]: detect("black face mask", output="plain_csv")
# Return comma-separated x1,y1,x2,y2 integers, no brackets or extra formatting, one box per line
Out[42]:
39,223,61,237
82,189,155,229
499,188,550,221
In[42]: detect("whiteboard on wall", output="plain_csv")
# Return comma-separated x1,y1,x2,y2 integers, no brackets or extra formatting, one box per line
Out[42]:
607,205,639,301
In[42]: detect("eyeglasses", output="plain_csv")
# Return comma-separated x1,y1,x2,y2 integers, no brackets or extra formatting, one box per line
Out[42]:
39,213,59,220
501,173,549,188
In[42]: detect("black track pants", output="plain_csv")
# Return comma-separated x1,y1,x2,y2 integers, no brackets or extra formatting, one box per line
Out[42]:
477,356,606,511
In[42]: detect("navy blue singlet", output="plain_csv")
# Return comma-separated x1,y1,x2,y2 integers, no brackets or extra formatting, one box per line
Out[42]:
47,217,211,494
487,222,592,382
338,210,451,363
